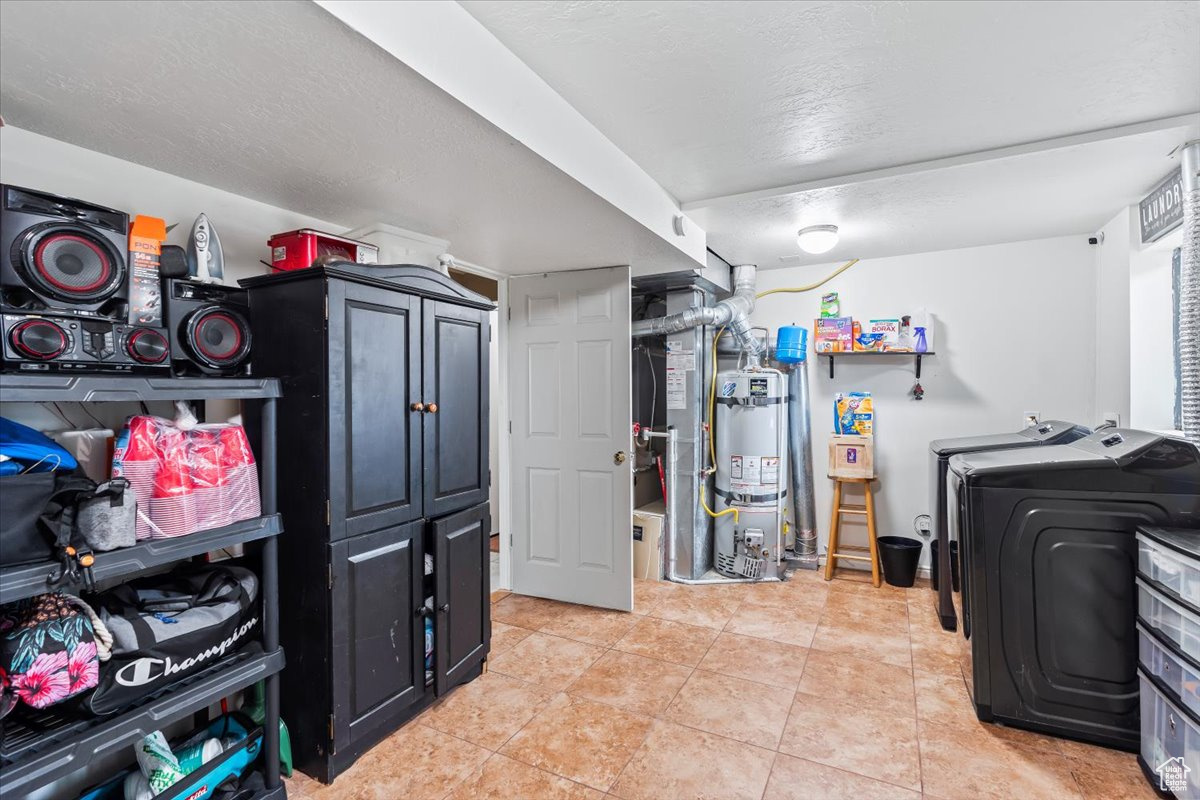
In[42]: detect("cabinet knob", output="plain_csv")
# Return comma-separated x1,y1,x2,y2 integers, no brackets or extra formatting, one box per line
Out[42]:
438,603,450,613
410,402,425,412
415,605,431,618
426,403,439,414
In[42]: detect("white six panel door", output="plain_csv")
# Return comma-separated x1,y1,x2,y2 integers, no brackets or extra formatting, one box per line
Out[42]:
508,267,633,611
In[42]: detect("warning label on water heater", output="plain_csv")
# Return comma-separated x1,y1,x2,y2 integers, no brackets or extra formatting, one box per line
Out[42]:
730,455,778,487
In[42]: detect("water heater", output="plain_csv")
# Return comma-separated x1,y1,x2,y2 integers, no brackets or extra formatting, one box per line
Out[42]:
714,367,789,579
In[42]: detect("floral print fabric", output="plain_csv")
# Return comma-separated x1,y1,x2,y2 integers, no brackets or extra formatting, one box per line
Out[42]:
1,594,99,711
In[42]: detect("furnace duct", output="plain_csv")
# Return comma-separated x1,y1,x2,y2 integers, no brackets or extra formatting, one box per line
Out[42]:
1181,140,1200,443
631,265,767,364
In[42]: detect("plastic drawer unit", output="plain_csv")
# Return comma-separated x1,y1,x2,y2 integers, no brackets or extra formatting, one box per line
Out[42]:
1137,577,1200,659
1139,668,1200,798
1139,623,1200,717
1138,528,1200,610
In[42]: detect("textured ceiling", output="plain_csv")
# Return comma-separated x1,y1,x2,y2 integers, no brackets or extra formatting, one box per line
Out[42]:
3,0,1196,275
462,0,1200,203
0,0,697,275
462,0,1200,265
688,122,1197,268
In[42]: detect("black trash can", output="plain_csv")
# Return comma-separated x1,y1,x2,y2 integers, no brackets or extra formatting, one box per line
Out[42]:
929,539,960,593
878,536,923,588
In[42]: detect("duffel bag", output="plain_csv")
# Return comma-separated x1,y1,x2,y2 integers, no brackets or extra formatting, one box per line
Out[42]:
85,565,260,715
1,470,108,588
0,470,57,567
0,593,109,717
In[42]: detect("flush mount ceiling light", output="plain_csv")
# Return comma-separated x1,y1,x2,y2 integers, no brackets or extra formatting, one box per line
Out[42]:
797,224,839,254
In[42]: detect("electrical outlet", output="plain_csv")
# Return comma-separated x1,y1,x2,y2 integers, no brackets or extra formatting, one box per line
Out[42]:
1023,411,1040,428
914,514,932,538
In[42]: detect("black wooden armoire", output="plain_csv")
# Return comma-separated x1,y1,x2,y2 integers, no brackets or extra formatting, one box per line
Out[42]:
242,264,492,782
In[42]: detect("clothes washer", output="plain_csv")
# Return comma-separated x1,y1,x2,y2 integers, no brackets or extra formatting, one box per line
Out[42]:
948,429,1200,749
929,421,1090,631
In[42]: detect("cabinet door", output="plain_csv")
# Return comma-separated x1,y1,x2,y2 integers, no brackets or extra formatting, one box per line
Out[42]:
330,522,427,754
433,503,490,694
329,280,423,539
422,300,489,518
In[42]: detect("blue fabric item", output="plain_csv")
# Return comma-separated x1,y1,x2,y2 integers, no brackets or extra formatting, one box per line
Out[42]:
0,417,77,472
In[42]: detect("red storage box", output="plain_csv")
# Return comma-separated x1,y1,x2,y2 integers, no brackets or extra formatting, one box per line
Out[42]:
267,229,379,272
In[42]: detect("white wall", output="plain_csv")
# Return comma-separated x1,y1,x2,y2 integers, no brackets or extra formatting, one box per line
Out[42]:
1130,228,1183,432
1,127,349,430
749,236,1098,571
0,127,345,285
1093,206,1136,426
1091,203,1181,433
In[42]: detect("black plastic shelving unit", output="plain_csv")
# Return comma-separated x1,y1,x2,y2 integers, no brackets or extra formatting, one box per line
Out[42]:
0,375,285,799
0,514,283,606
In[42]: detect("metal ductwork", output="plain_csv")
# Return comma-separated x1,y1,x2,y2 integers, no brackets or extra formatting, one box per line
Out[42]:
632,265,766,363
1181,141,1200,442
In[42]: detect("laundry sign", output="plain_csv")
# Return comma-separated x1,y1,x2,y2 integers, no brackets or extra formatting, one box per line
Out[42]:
1140,167,1183,244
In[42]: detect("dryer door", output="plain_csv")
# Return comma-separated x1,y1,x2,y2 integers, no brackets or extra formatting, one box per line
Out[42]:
995,496,1156,748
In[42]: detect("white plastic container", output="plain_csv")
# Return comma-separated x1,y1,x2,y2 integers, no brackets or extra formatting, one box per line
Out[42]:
1137,578,1200,661
1139,668,1200,798
1138,530,1200,609
1139,623,1200,717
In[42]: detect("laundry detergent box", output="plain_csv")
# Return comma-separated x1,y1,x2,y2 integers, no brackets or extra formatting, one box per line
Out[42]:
853,321,884,351
814,317,853,353
868,319,901,347
834,391,874,436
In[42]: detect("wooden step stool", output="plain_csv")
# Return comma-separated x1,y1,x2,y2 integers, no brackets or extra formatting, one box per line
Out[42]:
823,477,881,587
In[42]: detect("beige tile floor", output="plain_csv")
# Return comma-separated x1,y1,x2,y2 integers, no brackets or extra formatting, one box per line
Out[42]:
284,570,1154,800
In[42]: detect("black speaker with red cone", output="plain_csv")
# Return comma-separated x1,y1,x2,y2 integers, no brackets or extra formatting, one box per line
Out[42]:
163,278,252,376
1,312,170,373
1,184,131,320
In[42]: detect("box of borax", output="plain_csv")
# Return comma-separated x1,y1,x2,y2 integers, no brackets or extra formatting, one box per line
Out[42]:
868,319,900,347
829,435,874,479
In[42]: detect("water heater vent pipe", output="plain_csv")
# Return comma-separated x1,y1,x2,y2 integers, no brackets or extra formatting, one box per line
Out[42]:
631,265,766,365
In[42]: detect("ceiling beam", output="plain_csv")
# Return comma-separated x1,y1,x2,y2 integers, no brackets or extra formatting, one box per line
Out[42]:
316,0,706,268
681,112,1200,211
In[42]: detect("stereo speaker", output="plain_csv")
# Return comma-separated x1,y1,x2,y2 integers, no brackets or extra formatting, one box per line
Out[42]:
2,312,169,373
163,278,252,376
1,185,130,320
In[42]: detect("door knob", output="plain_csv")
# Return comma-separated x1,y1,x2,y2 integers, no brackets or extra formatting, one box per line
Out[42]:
614,451,627,464
426,403,439,414
410,402,425,412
